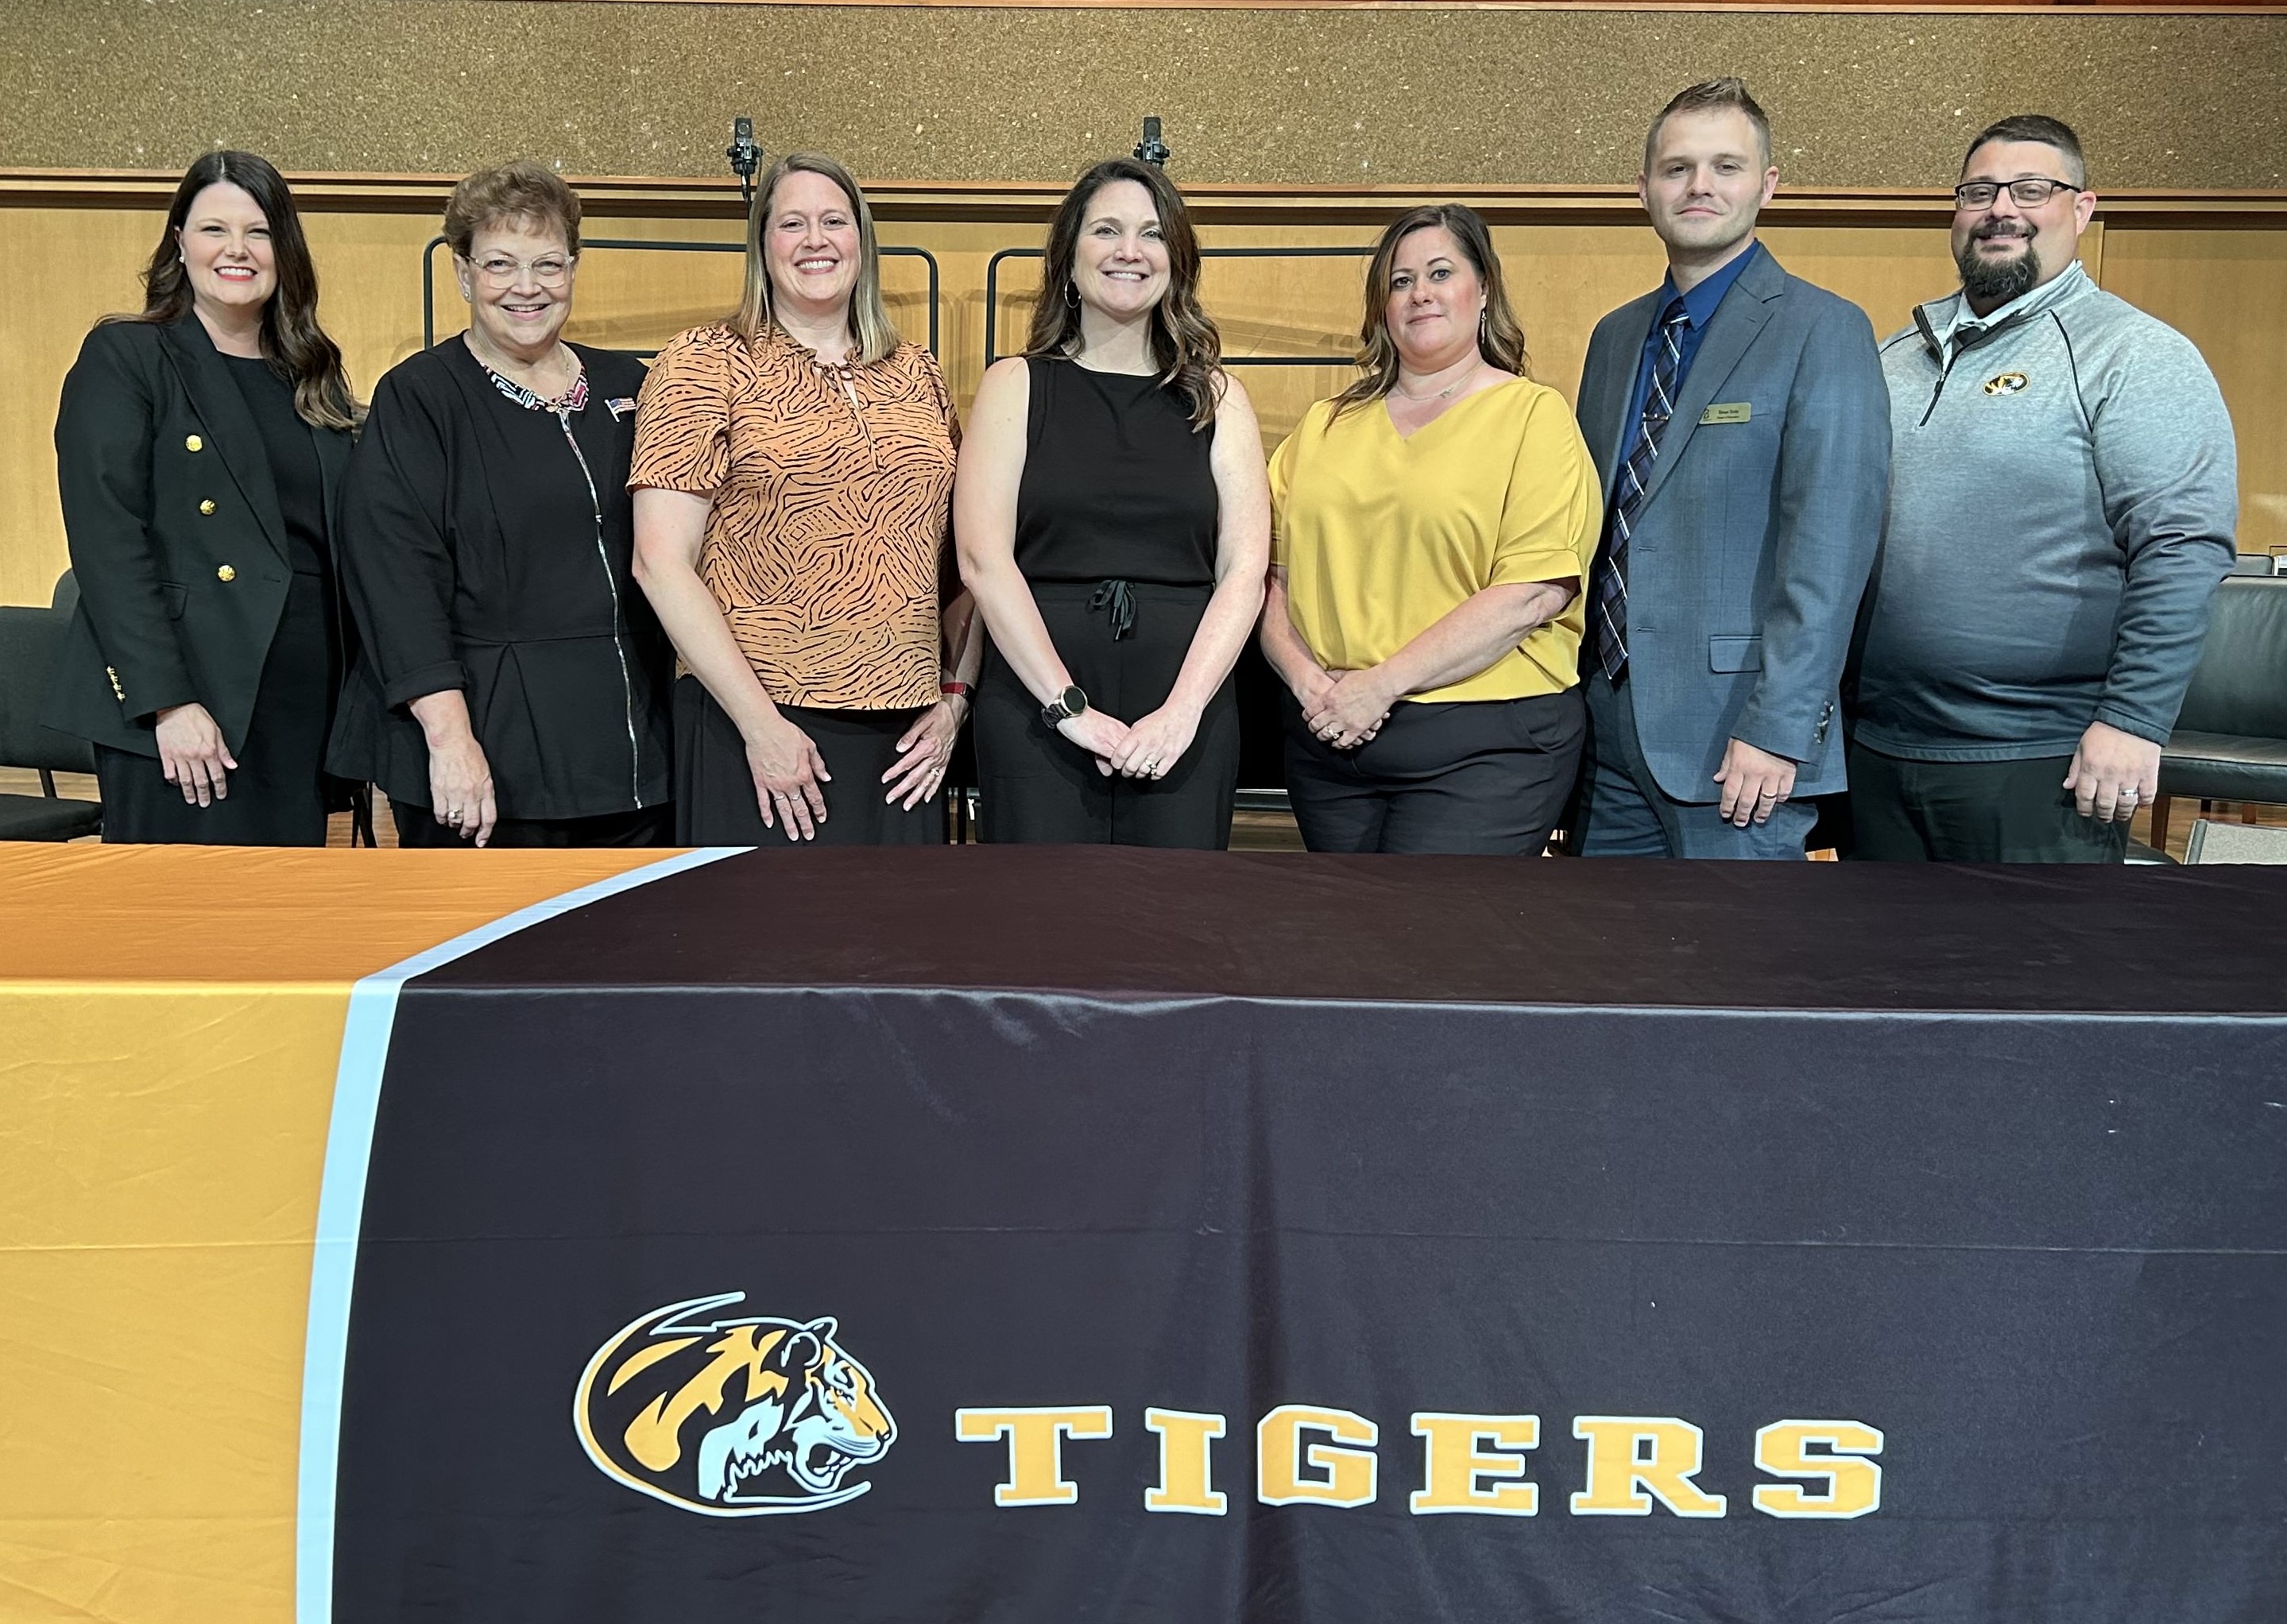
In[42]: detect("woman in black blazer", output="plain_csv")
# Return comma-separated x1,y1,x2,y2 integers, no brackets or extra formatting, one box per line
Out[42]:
47,151,361,845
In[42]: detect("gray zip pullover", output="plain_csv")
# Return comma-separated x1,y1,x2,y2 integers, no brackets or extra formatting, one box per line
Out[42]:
1854,263,2237,761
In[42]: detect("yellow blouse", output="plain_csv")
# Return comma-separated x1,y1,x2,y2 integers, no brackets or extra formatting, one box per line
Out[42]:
1268,377,1600,703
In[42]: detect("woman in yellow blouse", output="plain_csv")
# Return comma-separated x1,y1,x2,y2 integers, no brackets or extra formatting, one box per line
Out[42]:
1260,203,1600,855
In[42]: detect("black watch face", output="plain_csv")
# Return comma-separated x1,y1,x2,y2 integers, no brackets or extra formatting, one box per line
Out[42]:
1060,686,1086,717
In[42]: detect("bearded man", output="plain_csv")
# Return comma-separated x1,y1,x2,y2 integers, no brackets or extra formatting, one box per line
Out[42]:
1848,114,2238,861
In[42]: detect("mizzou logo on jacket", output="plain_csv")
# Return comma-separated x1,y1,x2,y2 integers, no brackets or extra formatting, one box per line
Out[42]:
575,1294,896,1516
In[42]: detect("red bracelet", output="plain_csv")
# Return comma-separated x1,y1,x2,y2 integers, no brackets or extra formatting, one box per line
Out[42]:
940,680,970,698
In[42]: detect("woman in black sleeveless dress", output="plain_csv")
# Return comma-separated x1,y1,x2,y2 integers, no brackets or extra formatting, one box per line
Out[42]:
955,158,1268,847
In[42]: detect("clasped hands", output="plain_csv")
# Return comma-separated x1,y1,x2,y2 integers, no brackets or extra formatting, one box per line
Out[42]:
1057,701,1201,781
1298,666,1395,752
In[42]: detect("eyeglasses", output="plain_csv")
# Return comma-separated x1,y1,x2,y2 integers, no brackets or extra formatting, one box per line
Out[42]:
1952,178,2083,211
463,254,575,288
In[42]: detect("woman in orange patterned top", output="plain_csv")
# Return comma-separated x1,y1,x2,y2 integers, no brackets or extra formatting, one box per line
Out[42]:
631,153,978,844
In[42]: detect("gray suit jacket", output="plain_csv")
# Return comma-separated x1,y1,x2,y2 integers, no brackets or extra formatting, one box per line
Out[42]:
1575,248,1889,800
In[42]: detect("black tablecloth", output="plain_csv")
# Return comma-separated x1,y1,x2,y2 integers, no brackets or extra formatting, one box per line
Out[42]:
334,852,2287,1622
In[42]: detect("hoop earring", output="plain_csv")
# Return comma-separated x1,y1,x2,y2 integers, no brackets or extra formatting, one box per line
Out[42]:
1064,281,1081,309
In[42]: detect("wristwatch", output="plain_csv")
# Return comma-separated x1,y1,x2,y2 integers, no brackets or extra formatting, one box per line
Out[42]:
1040,685,1088,727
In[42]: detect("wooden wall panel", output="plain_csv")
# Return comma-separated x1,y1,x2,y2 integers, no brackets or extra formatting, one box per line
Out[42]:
2098,227,2287,556
3,195,2277,606
1,209,154,608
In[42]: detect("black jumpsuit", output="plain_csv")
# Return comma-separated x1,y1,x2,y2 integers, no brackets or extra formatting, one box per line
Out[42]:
973,357,1240,848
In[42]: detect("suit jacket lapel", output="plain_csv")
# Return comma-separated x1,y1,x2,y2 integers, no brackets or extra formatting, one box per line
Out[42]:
1586,291,1661,505
1639,249,1782,512
157,316,290,566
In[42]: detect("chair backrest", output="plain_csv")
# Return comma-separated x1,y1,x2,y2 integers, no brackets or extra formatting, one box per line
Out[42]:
2174,577,2287,740
2185,819,2287,864
0,605,98,775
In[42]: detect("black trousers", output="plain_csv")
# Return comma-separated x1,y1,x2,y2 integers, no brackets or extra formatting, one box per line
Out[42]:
973,581,1239,849
96,570,336,846
1283,689,1585,856
672,675,942,847
390,799,672,850
1846,740,2127,863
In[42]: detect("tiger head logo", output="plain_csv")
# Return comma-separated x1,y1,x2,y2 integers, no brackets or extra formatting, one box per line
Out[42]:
575,1293,896,1516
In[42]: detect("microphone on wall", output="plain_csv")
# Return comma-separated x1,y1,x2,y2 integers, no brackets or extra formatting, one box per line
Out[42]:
1134,116,1171,169
727,116,763,206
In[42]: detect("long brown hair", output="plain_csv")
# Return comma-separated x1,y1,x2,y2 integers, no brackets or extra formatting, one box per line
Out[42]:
112,151,360,432
1025,158,1222,431
728,152,901,365
1329,204,1530,421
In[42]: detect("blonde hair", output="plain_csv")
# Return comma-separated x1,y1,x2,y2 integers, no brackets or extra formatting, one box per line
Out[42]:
730,153,900,364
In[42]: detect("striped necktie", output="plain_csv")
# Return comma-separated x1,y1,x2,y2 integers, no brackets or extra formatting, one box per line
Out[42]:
1593,300,1691,682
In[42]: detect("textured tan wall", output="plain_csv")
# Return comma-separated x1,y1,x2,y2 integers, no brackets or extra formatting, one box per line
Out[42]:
2,0,2281,188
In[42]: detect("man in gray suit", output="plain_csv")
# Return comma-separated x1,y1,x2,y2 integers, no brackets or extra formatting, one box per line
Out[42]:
1571,79,1890,857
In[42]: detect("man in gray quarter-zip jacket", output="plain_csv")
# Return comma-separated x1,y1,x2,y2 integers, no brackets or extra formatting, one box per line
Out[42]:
1849,114,2237,862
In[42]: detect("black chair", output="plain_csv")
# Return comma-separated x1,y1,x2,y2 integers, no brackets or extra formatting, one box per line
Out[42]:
2150,575,2287,849
0,603,103,841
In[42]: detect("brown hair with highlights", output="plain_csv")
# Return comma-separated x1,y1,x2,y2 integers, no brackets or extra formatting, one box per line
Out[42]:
1026,157,1224,431
443,159,583,260
1329,203,1529,421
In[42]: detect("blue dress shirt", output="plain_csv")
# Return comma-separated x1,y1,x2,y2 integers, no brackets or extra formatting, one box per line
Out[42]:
1619,240,1764,458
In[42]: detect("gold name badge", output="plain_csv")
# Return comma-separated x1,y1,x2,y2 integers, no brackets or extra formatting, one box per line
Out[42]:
1699,402,1752,425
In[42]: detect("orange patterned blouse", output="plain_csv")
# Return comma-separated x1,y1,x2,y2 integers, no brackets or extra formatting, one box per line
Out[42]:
629,323,959,710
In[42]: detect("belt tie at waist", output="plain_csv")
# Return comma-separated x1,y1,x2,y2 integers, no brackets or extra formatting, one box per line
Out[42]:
1089,578,1136,640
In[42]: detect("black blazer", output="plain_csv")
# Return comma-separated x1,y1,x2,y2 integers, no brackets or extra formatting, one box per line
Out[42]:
45,315,354,756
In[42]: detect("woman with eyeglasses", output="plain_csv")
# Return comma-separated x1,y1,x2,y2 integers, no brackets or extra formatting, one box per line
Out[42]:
48,150,362,844
331,160,672,847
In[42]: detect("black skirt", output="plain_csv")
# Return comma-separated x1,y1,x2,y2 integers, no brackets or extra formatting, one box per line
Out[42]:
97,570,337,846
672,675,943,847
390,799,673,850
972,580,1239,849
